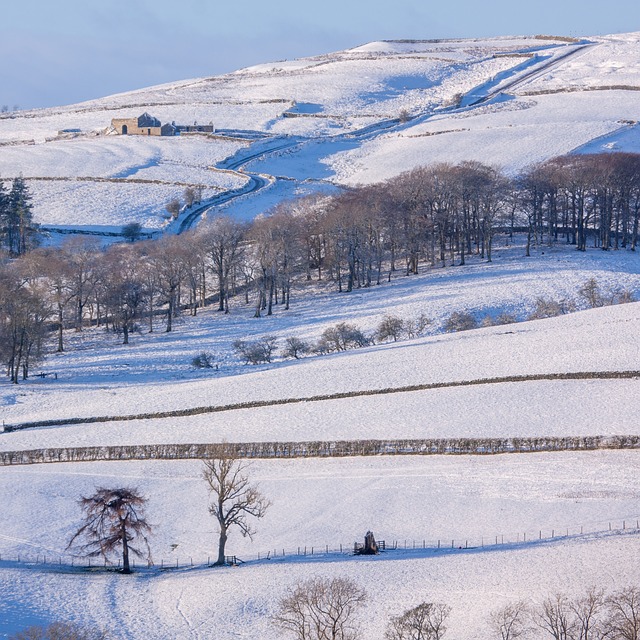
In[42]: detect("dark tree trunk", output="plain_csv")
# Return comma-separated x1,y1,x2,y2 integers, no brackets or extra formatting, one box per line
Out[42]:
215,526,228,566
122,527,130,574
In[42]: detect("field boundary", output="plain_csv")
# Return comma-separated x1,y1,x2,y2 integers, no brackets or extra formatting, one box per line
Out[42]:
1,524,638,574
3,370,639,433
2,434,640,466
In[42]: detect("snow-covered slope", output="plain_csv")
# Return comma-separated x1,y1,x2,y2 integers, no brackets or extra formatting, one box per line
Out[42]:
2,32,640,640
1,243,639,430
2,33,640,233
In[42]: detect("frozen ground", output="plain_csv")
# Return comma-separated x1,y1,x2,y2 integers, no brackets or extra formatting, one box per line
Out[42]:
1,243,639,637
2,31,640,640
1,453,640,639
2,33,640,233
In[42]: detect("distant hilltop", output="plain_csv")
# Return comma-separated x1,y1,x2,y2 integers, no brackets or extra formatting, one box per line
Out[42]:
110,112,214,136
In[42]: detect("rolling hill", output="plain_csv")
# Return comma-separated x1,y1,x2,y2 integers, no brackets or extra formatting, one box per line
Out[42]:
1,31,640,640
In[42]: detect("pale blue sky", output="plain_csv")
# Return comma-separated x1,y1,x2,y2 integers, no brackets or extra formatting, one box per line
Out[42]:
2,0,639,109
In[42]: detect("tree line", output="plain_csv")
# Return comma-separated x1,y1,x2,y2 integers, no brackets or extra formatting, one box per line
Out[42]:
274,581,640,640
2,152,639,382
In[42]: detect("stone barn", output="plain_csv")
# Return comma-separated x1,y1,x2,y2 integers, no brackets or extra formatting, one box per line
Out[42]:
111,112,173,136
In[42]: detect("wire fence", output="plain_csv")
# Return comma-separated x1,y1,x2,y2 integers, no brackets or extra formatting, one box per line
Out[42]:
2,519,638,574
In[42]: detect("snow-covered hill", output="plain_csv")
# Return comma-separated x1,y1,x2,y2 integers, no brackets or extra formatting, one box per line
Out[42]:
2,32,640,640
1,33,640,234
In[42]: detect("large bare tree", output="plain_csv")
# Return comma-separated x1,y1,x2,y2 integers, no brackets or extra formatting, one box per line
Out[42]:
488,601,529,640
605,587,640,640
202,447,270,566
67,487,152,574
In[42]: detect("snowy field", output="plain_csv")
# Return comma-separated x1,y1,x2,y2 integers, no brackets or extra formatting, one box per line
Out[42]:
1,242,638,428
1,453,640,639
1,243,640,638
2,31,640,639
2,33,640,233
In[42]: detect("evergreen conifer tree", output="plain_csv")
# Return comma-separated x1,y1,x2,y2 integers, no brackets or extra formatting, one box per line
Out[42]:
4,177,38,256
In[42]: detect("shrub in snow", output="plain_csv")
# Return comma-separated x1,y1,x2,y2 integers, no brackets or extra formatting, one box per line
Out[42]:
613,288,636,304
495,312,518,326
443,311,478,332
481,312,518,327
282,336,311,359
165,197,181,219
376,314,431,342
121,221,143,243
578,277,604,308
527,297,573,320
376,315,406,343
233,335,278,364
191,352,217,369
403,313,432,339
316,322,370,353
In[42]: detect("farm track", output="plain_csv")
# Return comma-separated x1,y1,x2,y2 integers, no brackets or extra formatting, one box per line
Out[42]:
3,370,638,433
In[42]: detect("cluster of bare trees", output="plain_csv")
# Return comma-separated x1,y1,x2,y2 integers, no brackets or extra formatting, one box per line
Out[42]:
441,277,635,334
275,580,450,640
231,314,431,365
520,153,640,253
274,582,640,640
165,185,204,220
11,585,640,639
490,587,640,640
2,154,639,382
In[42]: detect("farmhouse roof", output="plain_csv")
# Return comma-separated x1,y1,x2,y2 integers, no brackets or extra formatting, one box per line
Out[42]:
137,112,161,127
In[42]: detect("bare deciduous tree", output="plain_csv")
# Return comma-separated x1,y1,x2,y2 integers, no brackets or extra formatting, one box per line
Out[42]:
578,278,603,308
605,587,640,640
67,487,152,574
316,322,369,352
232,335,278,364
534,593,576,640
274,576,367,640
569,588,605,640
443,311,478,333
200,215,245,313
488,600,529,640
165,198,181,219
282,336,311,359
184,187,196,208
376,315,406,343
202,447,270,566
386,602,451,640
